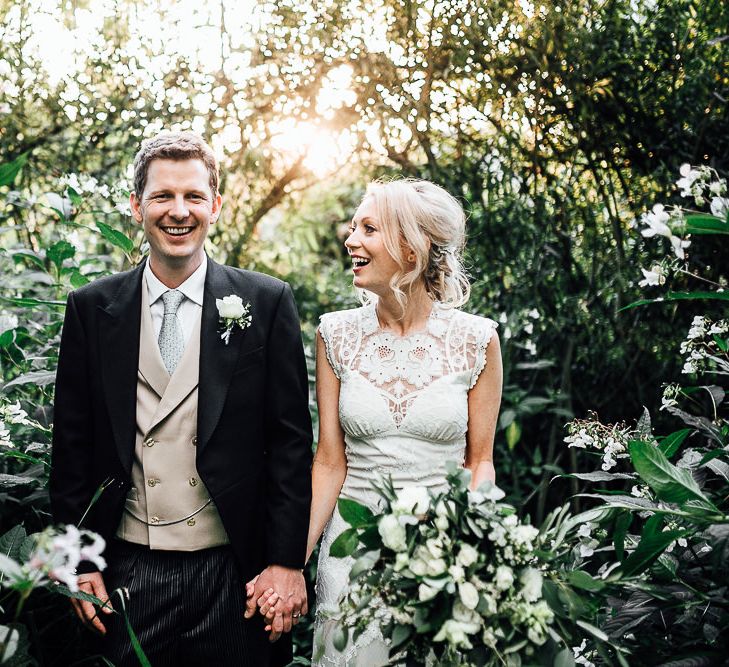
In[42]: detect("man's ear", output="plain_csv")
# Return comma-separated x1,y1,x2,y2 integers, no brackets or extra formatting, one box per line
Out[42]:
211,191,223,223
130,192,143,223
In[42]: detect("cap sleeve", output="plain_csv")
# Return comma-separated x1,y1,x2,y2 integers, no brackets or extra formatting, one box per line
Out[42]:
318,312,343,379
469,317,498,389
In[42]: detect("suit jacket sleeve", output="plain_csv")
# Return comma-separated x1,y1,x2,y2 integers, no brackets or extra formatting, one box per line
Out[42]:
49,291,96,528
263,283,313,569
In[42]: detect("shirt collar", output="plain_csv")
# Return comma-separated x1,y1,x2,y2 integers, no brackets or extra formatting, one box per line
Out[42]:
144,258,207,307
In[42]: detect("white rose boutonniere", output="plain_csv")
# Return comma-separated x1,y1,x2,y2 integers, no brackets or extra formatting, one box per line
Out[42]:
215,294,252,345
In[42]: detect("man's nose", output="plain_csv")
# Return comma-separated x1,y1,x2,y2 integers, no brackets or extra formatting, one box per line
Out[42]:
169,195,189,220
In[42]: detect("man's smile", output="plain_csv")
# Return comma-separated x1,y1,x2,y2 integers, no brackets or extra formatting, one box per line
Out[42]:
161,225,195,237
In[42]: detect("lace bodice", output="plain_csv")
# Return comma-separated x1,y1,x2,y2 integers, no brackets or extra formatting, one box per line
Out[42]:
312,303,497,666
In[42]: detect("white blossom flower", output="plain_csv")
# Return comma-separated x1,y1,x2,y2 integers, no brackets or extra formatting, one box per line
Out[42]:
456,544,479,568
378,514,407,552
710,196,729,220
409,556,428,576
0,420,12,448
448,564,465,582
458,581,480,610
494,565,515,591
638,265,666,287
418,582,439,602
392,486,430,517
669,235,691,259
676,164,701,197
394,553,410,572
433,619,478,648
641,204,672,237
520,567,543,602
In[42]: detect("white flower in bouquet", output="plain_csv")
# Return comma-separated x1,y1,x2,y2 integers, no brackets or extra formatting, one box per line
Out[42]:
434,514,449,531
513,524,539,548
418,582,439,602
409,552,428,576
520,567,543,602
425,537,444,559
458,581,480,610
392,486,430,517
394,552,410,572
378,514,407,552
494,564,515,591
456,543,479,567
427,558,448,576
448,564,465,582
433,619,479,649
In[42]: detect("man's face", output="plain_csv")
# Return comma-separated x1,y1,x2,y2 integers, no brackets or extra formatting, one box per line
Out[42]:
130,158,222,276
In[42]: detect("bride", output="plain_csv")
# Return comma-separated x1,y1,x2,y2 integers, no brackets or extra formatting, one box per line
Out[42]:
255,178,502,665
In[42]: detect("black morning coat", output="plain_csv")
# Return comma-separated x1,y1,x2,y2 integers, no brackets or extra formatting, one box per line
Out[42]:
49,256,313,664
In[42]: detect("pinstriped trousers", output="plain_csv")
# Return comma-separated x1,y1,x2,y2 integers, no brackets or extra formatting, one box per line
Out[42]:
101,540,261,667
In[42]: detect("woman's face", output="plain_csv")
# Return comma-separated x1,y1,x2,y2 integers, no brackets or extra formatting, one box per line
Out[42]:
345,196,403,296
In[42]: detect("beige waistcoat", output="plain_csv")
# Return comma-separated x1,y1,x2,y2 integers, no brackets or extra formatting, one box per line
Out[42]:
115,286,229,550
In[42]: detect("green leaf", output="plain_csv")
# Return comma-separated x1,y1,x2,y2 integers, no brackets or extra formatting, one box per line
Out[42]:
629,440,717,510
505,420,521,450
349,550,380,579
390,625,412,653
329,527,359,558
0,296,66,308
47,241,75,270
333,625,349,653
66,186,83,206
684,213,729,235
658,429,691,459
0,330,14,348
0,526,27,560
338,498,374,528
622,528,687,577
575,620,609,642
567,570,605,592
613,512,632,562
111,588,152,667
564,471,636,482
12,251,46,270
554,647,577,667
4,369,56,389
96,221,135,253
620,291,729,311
0,154,28,187
70,270,90,288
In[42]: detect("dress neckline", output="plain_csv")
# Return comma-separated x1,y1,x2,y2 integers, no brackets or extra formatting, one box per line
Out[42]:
362,301,447,340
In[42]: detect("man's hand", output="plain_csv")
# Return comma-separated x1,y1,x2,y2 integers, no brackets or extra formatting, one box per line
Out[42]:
244,565,307,641
70,572,113,635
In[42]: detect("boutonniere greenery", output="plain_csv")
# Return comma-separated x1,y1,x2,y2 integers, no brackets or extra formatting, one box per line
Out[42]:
216,295,252,345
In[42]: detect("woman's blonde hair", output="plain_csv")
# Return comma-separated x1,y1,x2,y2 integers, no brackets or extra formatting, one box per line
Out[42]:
359,178,471,311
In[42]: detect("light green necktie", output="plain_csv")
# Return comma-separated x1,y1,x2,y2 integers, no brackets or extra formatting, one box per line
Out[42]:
158,289,185,374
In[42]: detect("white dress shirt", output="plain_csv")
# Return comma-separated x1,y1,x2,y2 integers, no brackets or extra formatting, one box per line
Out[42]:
144,260,206,347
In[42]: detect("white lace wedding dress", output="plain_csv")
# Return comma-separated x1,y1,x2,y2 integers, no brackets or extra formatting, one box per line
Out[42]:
313,302,497,666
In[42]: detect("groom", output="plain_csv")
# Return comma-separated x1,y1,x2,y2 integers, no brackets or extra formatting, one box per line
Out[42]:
49,131,313,665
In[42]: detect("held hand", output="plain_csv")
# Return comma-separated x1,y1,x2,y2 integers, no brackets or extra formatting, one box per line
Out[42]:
251,565,307,641
243,575,279,620
69,572,113,635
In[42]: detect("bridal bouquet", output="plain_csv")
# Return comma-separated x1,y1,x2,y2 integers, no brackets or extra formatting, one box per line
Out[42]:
329,464,557,666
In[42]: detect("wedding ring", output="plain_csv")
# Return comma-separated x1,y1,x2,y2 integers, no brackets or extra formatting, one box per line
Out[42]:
292,612,301,618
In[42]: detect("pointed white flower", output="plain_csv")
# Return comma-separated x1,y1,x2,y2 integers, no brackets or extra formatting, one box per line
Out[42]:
676,164,701,197
710,196,729,220
638,265,666,287
640,204,672,238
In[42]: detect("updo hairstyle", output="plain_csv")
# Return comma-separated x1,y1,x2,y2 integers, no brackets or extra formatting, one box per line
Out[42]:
362,178,471,310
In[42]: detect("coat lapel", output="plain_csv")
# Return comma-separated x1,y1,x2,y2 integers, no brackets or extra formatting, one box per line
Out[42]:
197,258,253,454
98,262,145,475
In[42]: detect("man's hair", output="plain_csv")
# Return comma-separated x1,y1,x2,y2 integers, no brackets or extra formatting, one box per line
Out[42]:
133,131,219,196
